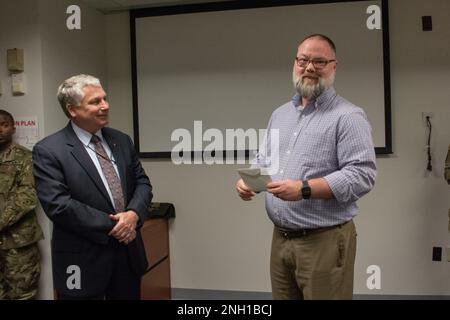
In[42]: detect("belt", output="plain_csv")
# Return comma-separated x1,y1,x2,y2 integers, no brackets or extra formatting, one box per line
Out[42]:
277,220,350,239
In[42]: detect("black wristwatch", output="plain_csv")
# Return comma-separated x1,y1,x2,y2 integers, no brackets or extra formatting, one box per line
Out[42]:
301,180,311,199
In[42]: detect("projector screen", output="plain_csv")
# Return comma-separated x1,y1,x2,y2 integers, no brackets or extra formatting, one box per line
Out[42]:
130,0,391,158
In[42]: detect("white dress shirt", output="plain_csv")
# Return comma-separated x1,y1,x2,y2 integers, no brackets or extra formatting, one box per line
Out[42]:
71,121,121,210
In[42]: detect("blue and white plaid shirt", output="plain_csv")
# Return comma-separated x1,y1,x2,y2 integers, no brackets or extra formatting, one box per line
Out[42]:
253,87,376,229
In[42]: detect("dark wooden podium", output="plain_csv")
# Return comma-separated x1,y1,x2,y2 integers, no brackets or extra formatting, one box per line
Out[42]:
140,203,175,300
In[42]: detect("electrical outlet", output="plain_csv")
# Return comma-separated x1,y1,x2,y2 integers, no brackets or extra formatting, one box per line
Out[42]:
432,246,442,261
422,112,434,126
446,247,450,262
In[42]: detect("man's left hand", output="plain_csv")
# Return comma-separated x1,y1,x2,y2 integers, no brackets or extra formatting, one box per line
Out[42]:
267,180,301,201
109,210,139,244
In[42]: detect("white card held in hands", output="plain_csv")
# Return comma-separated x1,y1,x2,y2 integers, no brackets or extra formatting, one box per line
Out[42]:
237,168,272,193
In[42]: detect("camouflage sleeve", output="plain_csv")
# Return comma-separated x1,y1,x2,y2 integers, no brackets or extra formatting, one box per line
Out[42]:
445,144,450,184
0,152,38,231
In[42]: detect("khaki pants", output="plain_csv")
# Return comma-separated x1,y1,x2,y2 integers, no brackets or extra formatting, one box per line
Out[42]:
270,220,357,300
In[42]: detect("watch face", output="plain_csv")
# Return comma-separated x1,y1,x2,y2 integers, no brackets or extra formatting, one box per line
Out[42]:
302,181,311,199
302,189,311,199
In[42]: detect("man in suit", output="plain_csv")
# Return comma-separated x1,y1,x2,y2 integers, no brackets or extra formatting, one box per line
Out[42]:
32,74,153,300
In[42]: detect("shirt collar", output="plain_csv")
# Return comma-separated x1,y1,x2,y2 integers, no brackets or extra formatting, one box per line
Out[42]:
291,86,336,110
71,121,104,146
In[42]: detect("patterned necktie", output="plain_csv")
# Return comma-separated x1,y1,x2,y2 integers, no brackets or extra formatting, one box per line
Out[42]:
90,135,124,212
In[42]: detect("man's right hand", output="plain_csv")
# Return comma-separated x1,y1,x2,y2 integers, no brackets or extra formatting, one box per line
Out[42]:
109,211,139,245
236,179,256,201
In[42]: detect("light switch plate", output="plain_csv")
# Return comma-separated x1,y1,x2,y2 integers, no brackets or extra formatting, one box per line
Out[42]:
12,73,26,95
7,48,24,72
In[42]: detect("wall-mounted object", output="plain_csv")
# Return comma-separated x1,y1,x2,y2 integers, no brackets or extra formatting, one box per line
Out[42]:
12,73,26,95
422,16,432,31
7,48,24,72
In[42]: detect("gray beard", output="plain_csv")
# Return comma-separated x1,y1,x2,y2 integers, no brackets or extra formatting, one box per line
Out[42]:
293,73,334,100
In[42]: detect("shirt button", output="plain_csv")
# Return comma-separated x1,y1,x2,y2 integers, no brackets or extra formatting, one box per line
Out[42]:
286,150,291,154
293,132,297,136
280,170,284,174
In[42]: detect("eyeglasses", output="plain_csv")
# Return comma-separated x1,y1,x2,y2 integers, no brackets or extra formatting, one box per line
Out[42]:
295,57,336,69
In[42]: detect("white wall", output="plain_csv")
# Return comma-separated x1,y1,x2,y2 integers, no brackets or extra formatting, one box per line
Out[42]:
0,1,45,139
353,0,450,295
105,0,450,296
0,0,107,299
105,12,134,136
39,0,107,136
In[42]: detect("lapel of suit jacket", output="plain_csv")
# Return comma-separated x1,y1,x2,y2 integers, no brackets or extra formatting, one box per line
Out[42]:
63,123,114,209
102,128,128,205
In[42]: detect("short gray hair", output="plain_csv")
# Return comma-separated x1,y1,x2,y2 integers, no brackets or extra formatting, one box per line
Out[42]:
57,74,102,118
299,34,336,56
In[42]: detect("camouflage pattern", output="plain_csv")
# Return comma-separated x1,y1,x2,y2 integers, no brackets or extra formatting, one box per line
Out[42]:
0,243,40,299
0,143,43,300
0,143,44,248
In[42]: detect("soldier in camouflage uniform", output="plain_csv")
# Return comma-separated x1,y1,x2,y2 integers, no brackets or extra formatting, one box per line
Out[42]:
0,110,44,300
445,145,450,232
